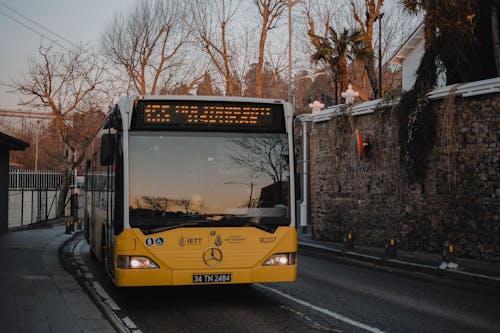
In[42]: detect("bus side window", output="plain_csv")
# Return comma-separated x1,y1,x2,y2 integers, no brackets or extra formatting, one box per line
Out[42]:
100,134,115,166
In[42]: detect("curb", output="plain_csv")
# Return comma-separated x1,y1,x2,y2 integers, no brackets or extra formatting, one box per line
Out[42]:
298,241,500,287
59,232,132,333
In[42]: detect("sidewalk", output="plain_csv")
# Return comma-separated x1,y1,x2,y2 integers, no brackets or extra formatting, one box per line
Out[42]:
298,230,500,287
0,221,115,333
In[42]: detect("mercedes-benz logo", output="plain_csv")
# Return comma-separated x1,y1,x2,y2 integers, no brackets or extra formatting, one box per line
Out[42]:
203,247,223,267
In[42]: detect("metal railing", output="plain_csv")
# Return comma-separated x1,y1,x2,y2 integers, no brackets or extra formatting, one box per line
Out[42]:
8,169,65,228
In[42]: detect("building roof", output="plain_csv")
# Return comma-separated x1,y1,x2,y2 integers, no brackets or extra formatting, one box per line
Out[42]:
390,22,424,65
0,131,29,151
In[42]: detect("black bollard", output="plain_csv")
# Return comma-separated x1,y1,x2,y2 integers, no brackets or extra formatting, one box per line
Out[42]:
343,233,354,250
385,239,397,257
70,193,78,231
440,241,459,269
65,220,72,234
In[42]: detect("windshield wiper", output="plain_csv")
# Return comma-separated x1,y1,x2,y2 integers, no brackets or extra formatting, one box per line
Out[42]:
216,216,278,233
139,215,287,234
141,221,209,234
240,220,277,233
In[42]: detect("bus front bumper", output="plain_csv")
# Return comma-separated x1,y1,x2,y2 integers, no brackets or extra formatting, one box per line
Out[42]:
114,264,297,287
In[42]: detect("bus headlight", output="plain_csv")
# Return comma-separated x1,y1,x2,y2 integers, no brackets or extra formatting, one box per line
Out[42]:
117,255,159,269
262,253,297,266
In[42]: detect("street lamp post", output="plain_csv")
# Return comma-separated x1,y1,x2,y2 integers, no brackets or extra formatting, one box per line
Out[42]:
34,120,40,171
376,12,384,99
287,0,300,105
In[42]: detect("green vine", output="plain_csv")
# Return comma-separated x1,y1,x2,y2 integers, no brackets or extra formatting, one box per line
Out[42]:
398,89,437,186
397,42,440,186
374,97,397,126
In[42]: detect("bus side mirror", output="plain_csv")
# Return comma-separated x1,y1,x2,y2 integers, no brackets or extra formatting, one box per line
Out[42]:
100,134,115,166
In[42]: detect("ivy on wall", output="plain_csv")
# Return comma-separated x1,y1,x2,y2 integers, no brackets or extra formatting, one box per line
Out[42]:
397,49,438,186
398,90,437,185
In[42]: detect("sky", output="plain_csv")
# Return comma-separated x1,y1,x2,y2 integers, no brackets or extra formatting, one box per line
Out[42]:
0,0,418,114
0,0,136,111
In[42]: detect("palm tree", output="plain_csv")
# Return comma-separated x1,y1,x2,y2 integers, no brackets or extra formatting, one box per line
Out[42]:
311,27,372,104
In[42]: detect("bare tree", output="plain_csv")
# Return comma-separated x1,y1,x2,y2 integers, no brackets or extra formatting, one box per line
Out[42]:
8,44,105,216
191,0,242,96
243,62,287,99
303,0,342,48
196,71,222,95
228,135,288,183
159,72,206,95
303,0,346,102
173,199,193,214
135,195,202,214
253,0,286,98
138,196,170,212
101,0,190,95
350,0,384,99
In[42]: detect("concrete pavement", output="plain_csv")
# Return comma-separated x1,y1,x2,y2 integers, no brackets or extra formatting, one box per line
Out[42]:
0,221,115,333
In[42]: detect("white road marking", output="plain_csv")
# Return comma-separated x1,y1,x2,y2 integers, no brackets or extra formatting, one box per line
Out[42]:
256,284,385,333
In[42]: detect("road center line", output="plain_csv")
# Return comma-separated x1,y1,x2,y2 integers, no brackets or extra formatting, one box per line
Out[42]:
255,284,385,333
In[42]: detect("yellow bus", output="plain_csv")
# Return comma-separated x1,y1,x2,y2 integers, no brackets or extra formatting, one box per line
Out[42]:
84,95,297,287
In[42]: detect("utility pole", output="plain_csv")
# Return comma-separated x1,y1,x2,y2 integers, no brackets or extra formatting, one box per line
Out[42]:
377,12,384,99
287,0,300,106
34,120,40,171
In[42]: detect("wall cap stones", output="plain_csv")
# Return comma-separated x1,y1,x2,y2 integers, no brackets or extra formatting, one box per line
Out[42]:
300,76,500,124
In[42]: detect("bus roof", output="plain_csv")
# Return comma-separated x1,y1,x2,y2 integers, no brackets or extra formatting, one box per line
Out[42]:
122,95,286,104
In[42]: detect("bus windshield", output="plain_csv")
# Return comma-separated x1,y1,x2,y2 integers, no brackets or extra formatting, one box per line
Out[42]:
128,132,290,230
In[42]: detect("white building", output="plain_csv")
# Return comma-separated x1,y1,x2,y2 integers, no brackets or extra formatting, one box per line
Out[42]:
390,23,446,91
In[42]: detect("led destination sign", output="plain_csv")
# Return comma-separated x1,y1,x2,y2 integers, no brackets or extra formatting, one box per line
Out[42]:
145,104,272,125
132,100,286,132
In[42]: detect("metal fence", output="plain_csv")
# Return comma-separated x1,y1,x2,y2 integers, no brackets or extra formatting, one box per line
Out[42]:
8,169,65,228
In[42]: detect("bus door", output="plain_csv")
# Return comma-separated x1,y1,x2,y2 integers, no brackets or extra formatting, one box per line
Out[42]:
100,133,116,276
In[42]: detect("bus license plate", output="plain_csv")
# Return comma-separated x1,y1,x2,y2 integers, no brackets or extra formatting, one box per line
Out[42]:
192,273,232,284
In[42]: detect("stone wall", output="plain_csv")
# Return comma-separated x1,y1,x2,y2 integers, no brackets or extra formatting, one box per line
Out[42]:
309,92,500,259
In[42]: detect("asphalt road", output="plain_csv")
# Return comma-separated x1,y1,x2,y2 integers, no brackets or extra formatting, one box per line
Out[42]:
77,241,500,333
